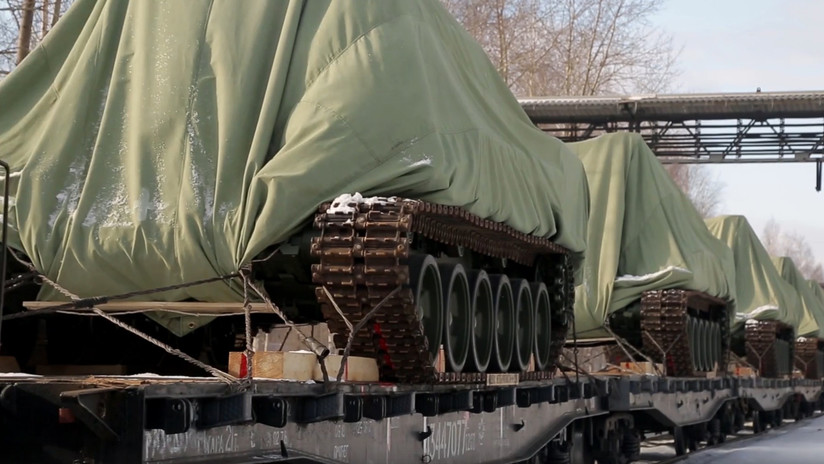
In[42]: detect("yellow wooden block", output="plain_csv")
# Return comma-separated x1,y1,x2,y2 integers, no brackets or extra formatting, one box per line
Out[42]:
259,323,333,352
314,355,379,382
228,351,316,381
732,366,756,377
619,361,663,375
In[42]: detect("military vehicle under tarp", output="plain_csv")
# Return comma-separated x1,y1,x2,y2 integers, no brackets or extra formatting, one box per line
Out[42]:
0,0,589,335
772,257,824,338
706,216,801,377
808,280,824,313
566,133,736,340
705,216,802,330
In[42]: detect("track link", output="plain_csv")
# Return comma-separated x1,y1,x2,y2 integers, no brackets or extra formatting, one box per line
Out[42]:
640,289,729,377
310,197,573,383
794,338,824,380
745,320,794,378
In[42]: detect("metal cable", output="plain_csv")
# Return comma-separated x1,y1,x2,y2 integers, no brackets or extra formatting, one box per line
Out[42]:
244,278,329,359
602,320,665,376
241,268,254,384
322,286,353,336
335,286,402,383
4,249,241,320
7,250,239,383
90,307,237,383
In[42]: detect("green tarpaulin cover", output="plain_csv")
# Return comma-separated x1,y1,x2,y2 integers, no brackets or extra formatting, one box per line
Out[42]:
0,0,589,334
705,215,801,330
567,133,736,339
772,257,823,338
807,280,824,336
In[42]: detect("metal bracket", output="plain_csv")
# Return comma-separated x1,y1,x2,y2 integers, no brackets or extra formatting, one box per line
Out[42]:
296,393,344,423
553,384,569,403
517,386,553,408
512,419,526,432
196,393,252,429
363,394,415,420
438,391,473,414
416,394,439,417
417,425,433,441
252,396,288,428
496,388,516,408
145,398,193,434
470,391,499,414
60,388,121,441
343,395,362,423
415,391,474,416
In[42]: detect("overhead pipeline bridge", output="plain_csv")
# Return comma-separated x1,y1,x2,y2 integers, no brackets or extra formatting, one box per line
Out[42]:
519,91,824,166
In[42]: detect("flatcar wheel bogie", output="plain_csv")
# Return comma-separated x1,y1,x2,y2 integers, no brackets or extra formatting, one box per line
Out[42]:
707,418,721,446
570,423,595,464
673,427,687,456
752,411,763,434
734,406,746,432
547,439,571,464
773,408,784,428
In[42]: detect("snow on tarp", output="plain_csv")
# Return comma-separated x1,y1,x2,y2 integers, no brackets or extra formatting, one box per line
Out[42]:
565,133,736,339
772,257,824,338
0,0,589,335
705,215,801,330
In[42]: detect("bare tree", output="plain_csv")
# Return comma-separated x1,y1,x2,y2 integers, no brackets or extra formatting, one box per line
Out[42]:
663,163,723,218
442,0,678,96
15,0,34,64
1,0,71,75
443,1,723,215
761,218,781,256
762,218,824,282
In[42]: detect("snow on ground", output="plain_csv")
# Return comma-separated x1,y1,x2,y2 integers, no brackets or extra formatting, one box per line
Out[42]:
678,416,824,464
638,416,824,463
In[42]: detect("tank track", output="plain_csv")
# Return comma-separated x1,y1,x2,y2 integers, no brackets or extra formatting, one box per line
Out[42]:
640,289,729,377
745,320,794,378
794,338,824,380
310,197,574,384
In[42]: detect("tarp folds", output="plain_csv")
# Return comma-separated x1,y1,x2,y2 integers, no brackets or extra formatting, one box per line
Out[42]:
0,0,590,334
567,133,736,339
807,280,824,330
705,216,801,329
772,257,823,338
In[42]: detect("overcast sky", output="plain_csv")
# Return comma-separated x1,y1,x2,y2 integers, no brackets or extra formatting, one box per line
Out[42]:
652,0,824,262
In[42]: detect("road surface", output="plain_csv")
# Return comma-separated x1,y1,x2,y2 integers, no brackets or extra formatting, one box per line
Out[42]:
638,415,824,463
678,415,824,463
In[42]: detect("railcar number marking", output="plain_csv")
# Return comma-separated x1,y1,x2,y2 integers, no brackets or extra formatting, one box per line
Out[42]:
423,419,477,460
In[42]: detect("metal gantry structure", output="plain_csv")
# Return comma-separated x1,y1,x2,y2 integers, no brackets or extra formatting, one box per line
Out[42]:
520,91,824,165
